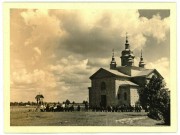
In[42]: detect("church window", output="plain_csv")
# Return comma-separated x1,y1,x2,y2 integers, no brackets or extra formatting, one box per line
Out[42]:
124,92,127,100
101,82,106,90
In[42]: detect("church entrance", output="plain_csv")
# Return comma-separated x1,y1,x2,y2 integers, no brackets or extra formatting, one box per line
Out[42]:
101,95,107,107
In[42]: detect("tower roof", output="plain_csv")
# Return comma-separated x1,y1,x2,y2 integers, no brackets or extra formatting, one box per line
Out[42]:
111,49,116,63
125,32,128,44
139,50,146,68
110,49,116,69
125,32,130,49
120,33,134,66
35,94,44,99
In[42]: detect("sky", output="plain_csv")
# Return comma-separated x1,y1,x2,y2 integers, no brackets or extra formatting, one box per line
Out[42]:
10,9,170,102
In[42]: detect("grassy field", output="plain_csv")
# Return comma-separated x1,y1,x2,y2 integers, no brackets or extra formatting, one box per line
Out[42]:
10,106,164,126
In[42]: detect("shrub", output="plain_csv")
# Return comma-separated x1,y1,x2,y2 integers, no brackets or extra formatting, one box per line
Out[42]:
138,75,170,125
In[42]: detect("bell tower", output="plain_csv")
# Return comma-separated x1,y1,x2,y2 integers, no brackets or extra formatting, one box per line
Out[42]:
139,50,146,68
110,49,116,69
120,33,135,66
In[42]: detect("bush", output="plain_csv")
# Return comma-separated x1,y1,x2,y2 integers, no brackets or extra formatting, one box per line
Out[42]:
147,109,162,120
163,103,170,125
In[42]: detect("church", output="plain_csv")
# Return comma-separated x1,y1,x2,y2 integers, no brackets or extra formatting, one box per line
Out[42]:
88,34,163,108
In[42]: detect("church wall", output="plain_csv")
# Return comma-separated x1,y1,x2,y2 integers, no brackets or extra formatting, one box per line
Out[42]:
89,77,116,107
105,78,116,107
130,87,139,106
118,86,130,106
88,87,93,107
91,79,101,107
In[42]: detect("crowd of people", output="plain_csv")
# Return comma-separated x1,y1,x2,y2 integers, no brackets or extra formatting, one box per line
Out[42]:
91,104,143,112
39,103,77,112
38,103,143,113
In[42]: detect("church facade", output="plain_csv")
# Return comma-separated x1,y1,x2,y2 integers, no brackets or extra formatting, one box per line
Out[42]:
88,35,163,108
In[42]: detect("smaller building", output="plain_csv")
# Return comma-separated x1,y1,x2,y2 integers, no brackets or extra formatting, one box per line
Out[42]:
35,94,44,105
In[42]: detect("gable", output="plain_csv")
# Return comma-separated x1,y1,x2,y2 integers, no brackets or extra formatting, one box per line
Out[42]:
147,69,163,79
131,69,163,86
89,68,115,79
131,68,163,79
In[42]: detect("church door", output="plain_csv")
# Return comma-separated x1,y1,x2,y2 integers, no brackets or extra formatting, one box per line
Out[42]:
101,95,107,107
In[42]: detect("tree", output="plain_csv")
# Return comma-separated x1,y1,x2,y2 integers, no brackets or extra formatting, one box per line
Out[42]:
27,101,31,105
65,99,70,105
83,100,88,104
72,101,75,104
138,75,170,125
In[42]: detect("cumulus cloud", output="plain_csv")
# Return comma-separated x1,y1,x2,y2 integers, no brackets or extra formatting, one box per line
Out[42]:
34,47,41,55
140,14,170,42
48,55,96,83
146,57,170,88
11,68,58,102
11,69,56,89
50,9,170,55
10,9,170,102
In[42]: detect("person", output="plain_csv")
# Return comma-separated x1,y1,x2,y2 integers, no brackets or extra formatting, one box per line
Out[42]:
46,104,50,112
77,105,81,111
53,103,57,112
70,104,74,112
40,104,45,112
85,103,88,111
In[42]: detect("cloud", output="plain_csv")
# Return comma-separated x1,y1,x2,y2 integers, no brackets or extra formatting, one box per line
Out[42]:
11,69,56,88
34,47,41,55
146,57,170,88
10,59,25,70
140,14,170,42
14,9,170,63
87,57,110,68
10,9,170,102
51,9,169,55
48,55,96,83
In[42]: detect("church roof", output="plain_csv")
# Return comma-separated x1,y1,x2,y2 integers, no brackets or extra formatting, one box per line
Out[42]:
116,80,138,86
35,94,44,99
131,69,154,77
115,66,163,78
90,67,163,79
103,68,130,77
131,68,163,78
89,68,129,79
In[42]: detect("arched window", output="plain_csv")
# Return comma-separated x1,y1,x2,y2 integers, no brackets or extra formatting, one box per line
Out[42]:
101,82,106,91
124,92,127,100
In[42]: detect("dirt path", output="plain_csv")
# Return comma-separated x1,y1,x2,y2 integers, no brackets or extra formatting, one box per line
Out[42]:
115,116,147,125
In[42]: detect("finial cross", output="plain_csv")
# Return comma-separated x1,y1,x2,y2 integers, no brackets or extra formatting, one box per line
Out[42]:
112,49,114,57
126,32,128,43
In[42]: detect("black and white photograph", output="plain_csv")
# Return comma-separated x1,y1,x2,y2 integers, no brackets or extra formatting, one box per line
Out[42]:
3,2,177,133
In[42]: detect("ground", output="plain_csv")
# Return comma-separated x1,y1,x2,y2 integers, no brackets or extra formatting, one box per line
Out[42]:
10,106,165,126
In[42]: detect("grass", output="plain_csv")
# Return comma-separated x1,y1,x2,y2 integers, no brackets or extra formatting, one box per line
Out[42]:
10,106,164,126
